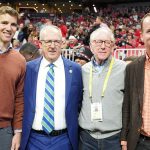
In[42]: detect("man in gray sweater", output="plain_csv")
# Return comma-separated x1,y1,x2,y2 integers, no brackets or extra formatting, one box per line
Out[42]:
79,27,126,150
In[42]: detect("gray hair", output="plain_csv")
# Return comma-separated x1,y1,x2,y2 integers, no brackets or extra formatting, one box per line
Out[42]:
39,25,62,40
90,27,115,43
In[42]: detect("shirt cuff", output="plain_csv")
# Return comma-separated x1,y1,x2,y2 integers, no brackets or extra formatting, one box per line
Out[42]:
14,129,22,134
121,141,127,146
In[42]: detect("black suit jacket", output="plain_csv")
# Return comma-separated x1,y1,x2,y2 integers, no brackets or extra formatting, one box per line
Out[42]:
121,55,146,150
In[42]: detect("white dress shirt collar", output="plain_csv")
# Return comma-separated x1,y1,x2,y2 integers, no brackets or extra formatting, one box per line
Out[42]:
42,55,64,69
0,43,12,54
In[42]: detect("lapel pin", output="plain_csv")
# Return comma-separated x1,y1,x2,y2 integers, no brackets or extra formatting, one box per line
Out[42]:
69,69,72,73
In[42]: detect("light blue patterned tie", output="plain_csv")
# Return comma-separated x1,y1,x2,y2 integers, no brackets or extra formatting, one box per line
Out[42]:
42,63,54,134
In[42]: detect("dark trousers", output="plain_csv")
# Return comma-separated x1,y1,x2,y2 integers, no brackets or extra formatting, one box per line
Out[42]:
136,135,150,150
0,126,13,150
26,130,72,150
79,130,121,150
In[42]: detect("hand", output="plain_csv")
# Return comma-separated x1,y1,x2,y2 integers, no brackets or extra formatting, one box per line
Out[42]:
121,141,127,150
11,132,21,150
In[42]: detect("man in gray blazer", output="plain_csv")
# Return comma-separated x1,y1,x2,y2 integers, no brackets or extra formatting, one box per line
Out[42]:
121,13,150,150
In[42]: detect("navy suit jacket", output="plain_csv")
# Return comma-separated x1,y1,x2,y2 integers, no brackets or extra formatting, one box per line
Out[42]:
20,56,83,150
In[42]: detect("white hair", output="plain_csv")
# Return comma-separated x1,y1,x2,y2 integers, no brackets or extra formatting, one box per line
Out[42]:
90,27,115,43
39,25,62,40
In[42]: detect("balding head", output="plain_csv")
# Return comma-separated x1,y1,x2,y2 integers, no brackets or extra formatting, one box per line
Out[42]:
40,25,62,41
90,27,115,43
141,13,150,32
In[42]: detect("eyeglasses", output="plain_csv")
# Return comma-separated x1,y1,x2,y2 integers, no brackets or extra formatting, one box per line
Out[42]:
91,40,112,47
41,40,62,46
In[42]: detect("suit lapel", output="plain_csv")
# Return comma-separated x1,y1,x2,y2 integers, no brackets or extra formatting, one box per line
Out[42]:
63,57,72,107
31,57,42,110
135,55,145,108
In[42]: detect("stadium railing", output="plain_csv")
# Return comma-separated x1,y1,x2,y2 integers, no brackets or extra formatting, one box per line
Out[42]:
61,48,146,61
113,48,145,59
61,48,80,61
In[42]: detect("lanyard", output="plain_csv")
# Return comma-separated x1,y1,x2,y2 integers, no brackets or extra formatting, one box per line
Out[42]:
89,57,115,99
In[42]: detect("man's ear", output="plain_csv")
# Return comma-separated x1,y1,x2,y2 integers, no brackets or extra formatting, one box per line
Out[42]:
39,41,42,49
141,35,143,42
111,43,115,53
89,43,94,54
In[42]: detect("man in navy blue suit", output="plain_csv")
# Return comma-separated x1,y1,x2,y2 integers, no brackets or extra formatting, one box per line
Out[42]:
20,25,83,150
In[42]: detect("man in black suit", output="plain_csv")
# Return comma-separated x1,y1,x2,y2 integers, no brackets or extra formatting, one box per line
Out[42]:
121,13,150,150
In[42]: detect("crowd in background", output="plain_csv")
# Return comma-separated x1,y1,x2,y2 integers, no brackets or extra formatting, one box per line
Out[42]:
15,5,150,46
11,4,150,63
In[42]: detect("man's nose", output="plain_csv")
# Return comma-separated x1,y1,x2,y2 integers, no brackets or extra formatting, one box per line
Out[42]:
50,41,55,48
101,42,105,49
